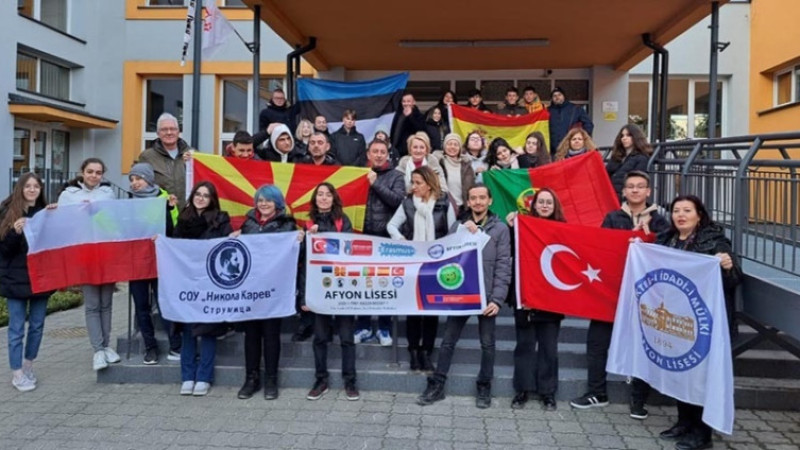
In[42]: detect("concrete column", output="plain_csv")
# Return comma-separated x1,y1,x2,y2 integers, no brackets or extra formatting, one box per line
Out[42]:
590,65,629,147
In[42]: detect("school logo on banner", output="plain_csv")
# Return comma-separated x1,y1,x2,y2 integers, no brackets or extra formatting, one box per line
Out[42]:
207,240,252,289
635,269,712,372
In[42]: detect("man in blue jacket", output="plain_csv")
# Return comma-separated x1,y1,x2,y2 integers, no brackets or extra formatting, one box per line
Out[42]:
548,87,594,156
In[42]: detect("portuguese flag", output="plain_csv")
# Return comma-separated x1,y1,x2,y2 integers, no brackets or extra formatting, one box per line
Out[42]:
448,104,550,150
188,153,371,231
482,152,619,227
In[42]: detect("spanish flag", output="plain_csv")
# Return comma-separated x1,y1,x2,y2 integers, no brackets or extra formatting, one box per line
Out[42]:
189,153,371,231
448,104,550,150
482,152,619,227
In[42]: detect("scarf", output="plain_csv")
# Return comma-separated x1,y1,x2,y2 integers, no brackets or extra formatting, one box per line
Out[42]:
412,195,436,241
567,148,587,158
130,183,160,198
404,156,429,190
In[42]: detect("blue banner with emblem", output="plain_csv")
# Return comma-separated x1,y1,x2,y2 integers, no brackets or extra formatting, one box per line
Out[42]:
305,231,489,316
155,232,300,323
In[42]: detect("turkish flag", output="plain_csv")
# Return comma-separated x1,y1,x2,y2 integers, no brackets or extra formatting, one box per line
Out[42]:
515,215,653,322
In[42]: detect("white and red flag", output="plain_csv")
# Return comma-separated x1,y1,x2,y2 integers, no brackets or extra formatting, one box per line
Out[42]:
514,214,652,322
23,198,165,293
201,1,235,59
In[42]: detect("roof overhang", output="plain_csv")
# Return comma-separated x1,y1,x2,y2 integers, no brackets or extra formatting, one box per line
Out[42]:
9,95,117,129
244,0,727,72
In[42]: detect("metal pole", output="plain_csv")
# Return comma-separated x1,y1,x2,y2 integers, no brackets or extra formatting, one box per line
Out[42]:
708,1,720,139
659,49,669,143
190,0,202,148
286,50,295,105
252,5,261,133
650,52,660,142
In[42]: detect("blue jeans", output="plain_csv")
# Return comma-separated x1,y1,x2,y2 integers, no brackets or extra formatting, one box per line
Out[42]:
130,279,181,352
7,298,48,370
355,316,392,333
180,325,216,383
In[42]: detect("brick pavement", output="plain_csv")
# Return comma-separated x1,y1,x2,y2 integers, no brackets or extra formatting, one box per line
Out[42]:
0,289,798,450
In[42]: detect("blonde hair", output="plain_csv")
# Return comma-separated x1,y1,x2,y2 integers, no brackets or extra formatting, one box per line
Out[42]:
295,119,313,141
554,128,596,161
406,131,431,155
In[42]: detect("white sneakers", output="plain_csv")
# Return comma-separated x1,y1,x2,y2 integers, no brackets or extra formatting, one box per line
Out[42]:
12,374,36,392
92,347,121,371
180,381,195,395
377,330,393,347
179,380,210,396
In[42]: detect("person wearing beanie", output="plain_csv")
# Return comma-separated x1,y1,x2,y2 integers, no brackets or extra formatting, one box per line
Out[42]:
548,86,594,156
432,133,475,214
128,162,181,365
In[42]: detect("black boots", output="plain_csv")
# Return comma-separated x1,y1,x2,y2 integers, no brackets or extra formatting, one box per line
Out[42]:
237,371,260,399
418,351,434,372
476,381,492,409
417,377,446,405
409,349,420,371
264,376,279,400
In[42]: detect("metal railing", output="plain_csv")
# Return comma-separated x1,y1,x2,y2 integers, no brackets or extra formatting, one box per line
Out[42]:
8,169,131,201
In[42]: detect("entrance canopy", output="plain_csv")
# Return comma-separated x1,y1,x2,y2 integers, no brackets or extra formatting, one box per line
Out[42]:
243,0,725,71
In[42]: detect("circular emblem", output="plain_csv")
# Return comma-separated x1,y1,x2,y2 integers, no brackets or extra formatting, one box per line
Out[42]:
437,263,465,290
635,269,712,372
206,240,251,289
378,278,389,288
392,277,404,288
516,187,537,215
322,277,332,288
427,244,445,259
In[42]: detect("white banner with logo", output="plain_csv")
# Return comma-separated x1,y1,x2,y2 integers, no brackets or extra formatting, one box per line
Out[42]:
305,231,489,316
156,232,300,323
607,242,734,434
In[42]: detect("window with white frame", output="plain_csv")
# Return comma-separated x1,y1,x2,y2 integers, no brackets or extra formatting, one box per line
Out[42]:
219,77,283,152
143,78,184,149
774,65,800,107
16,51,71,101
18,0,69,33
628,77,724,140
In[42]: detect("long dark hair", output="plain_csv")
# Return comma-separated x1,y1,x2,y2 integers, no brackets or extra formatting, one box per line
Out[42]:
610,124,651,162
0,172,47,239
485,137,513,167
179,181,221,222
309,182,344,223
667,195,712,235
64,157,107,190
530,188,566,222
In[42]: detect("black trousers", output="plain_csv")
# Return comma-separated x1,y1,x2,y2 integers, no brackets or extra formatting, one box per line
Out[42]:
586,319,651,402
406,316,438,352
513,310,560,396
313,314,356,384
677,401,712,440
433,315,495,384
243,318,282,378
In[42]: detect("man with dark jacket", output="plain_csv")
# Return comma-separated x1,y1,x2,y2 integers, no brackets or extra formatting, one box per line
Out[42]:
570,170,668,420
548,86,594,155
330,109,367,166
258,88,294,131
139,112,193,208
417,184,512,409
354,139,406,345
390,92,426,158
495,87,527,116
297,132,339,166
261,124,305,163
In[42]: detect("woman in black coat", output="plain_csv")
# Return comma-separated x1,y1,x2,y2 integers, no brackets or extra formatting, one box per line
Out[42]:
606,124,651,200
0,173,53,392
656,195,742,450
174,181,233,397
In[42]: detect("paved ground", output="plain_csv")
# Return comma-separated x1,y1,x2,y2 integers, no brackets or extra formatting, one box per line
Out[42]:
1,288,799,450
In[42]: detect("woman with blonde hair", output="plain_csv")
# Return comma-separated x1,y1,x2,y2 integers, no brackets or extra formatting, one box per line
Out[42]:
396,132,447,194
554,128,597,161
295,119,314,154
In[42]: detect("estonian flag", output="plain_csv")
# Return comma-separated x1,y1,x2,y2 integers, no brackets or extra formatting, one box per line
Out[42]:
297,73,409,141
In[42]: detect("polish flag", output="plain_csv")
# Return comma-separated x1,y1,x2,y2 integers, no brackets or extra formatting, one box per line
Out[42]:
24,198,166,293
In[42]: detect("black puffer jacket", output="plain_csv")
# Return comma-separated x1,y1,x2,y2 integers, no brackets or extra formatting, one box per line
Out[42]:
0,205,52,300
363,165,405,237
330,126,367,167
240,209,297,235
601,204,669,235
606,152,650,200
656,223,743,335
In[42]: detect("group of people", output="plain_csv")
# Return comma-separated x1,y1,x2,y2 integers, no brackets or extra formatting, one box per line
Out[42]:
0,95,740,450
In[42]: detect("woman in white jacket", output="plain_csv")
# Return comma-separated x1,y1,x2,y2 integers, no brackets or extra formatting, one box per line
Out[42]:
57,158,118,371
396,132,447,195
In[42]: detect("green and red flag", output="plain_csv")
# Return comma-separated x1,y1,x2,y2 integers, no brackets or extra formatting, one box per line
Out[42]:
188,153,371,231
448,103,550,150
482,151,619,227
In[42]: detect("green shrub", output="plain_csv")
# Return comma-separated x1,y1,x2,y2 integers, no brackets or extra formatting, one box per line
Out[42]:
0,289,84,327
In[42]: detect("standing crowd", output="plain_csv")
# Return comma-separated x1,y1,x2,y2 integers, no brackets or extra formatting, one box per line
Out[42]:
0,87,740,450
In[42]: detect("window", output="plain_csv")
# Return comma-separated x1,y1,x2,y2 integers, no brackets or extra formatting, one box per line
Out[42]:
628,77,726,140
18,0,68,33
143,78,184,148
16,51,71,101
774,66,799,107
146,0,188,5
406,81,451,103
51,130,69,173
220,77,282,151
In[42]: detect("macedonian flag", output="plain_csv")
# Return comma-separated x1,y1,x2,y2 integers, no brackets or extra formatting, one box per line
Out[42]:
448,104,550,150
189,153,370,231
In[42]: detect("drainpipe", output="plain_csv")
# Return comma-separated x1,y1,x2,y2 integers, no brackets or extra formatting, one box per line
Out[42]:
642,34,669,143
286,37,317,105
251,4,261,132
642,34,660,143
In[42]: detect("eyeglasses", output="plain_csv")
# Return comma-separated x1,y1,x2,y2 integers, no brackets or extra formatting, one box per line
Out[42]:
194,192,211,199
468,136,482,141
